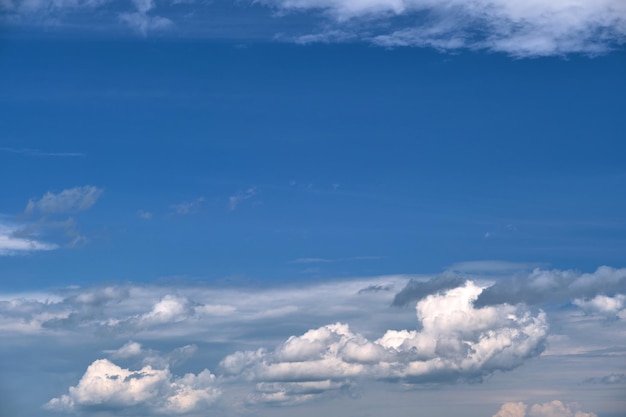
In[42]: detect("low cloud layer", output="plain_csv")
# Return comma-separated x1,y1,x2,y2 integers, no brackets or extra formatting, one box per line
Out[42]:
493,400,597,417
221,281,548,404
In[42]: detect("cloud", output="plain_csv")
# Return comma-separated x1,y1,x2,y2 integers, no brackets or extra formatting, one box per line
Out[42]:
1,0,108,14
137,210,153,219
392,274,466,307
268,0,626,57
0,147,85,157
45,353,220,414
0,275,407,339
4,0,625,56
25,185,103,215
0,222,57,255
220,281,548,404
107,341,144,359
475,266,626,307
169,198,204,215
446,261,543,275
493,400,597,417
229,188,256,211
119,0,172,35
573,294,626,320
584,372,626,385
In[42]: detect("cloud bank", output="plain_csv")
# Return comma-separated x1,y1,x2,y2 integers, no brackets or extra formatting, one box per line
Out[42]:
493,400,597,417
221,281,548,404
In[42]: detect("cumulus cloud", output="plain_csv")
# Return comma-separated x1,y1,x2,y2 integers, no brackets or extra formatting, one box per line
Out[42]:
493,400,598,417
45,357,220,414
573,294,626,319
220,281,548,404
25,185,103,215
268,0,626,56
475,266,626,308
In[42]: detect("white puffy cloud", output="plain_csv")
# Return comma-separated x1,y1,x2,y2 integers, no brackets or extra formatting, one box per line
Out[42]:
107,341,144,359
494,401,527,417
573,294,626,319
493,401,597,417
45,352,221,414
25,185,103,214
220,281,548,404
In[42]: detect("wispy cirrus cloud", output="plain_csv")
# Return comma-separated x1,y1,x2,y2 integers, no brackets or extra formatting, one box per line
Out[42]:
2,0,624,56
0,147,85,157
169,197,204,215
229,188,256,211
270,0,626,56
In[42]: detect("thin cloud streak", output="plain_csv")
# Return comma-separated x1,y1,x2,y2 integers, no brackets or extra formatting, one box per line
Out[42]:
0,147,85,157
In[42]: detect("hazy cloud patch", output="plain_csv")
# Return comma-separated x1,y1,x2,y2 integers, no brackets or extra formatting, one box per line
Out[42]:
25,186,103,215
268,0,626,56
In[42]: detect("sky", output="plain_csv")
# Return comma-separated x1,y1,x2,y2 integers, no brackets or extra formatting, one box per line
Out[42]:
1,1,626,417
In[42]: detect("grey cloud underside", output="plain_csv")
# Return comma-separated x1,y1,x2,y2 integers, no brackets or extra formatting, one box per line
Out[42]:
392,274,466,307
2,0,626,56
392,266,626,309
474,266,626,307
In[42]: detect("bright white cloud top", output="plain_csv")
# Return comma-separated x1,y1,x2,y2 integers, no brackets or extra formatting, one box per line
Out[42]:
221,281,547,404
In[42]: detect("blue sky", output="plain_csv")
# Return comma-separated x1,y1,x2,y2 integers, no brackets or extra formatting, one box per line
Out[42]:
1,2,626,417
